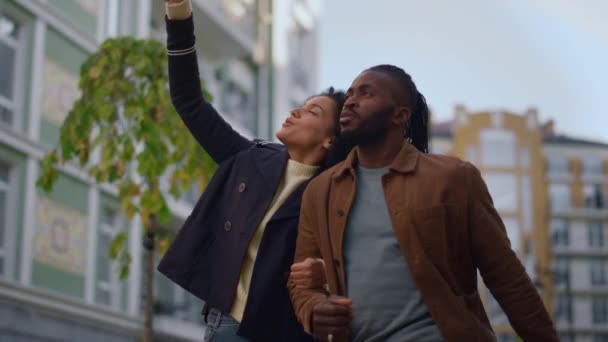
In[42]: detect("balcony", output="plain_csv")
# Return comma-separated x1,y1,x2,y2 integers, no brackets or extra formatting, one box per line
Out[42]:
151,0,258,60
192,0,257,59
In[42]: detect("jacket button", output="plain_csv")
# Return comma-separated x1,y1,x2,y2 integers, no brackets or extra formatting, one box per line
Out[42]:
337,209,344,217
334,259,341,268
238,182,246,192
224,221,232,232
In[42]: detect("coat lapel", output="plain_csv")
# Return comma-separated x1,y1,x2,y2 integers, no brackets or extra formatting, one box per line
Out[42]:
252,147,289,194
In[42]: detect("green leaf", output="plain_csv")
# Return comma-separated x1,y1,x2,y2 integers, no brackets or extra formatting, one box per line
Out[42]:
109,231,127,260
158,202,171,225
119,264,130,280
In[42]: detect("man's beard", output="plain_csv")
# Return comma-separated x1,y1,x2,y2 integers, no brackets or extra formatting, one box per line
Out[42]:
342,107,393,147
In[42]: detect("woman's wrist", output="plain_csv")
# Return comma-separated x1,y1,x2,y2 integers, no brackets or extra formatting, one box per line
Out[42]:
166,0,192,20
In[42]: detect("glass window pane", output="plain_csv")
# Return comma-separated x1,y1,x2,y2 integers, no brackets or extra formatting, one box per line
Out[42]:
0,41,16,99
482,172,518,212
502,217,520,254
589,221,604,247
520,148,530,169
480,129,516,168
100,208,116,227
466,145,477,164
96,287,111,306
547,155,569,174
0,104,12,125
553,257,570,285
551,219,569,247
585,184,605,209
521,176,532,233
0,162,8,183
0,15,19,39
584,157,603,176
549,184,570,210
0,191,5,248
96,233,111,282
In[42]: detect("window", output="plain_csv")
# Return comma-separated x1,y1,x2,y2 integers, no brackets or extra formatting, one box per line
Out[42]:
0,162,10,276
0,12,23,126
551,219,569,247
591,259,608,286
466,145,477,164
584,184,605,209
549,184,570,211
589,221,605,248
553,257,570,286
519,147,530,169
593,296,608,324
481,172,518,212
584,157,604,176
488,295,508,324
554,294,572,323
95,208,122,309
521,176,532,233
593,334,608,342
547,155,569,174
496,334,515,342
480,129,516,168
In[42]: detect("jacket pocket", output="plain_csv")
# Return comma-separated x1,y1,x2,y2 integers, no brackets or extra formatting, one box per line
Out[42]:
409,205,448,265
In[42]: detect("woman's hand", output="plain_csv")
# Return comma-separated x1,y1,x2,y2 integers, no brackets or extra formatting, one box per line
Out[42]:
290,258,327,289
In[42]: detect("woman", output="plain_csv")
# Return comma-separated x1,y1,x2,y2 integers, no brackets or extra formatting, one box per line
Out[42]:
158,1,350,341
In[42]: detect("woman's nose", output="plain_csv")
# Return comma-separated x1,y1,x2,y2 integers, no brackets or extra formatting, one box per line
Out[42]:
290,109,301,118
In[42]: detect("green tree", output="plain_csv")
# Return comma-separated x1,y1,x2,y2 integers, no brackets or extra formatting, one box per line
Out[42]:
37,37,216,342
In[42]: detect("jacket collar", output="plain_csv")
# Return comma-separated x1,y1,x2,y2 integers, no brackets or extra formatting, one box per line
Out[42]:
332,140,420,179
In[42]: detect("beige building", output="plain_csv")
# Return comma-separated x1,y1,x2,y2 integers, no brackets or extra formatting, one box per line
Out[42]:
431,107,608,342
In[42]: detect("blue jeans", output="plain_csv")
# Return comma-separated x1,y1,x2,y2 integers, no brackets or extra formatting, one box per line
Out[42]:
203,308,249,342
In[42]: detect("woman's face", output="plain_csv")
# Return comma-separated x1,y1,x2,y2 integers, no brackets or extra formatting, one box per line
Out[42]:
275,95,338,153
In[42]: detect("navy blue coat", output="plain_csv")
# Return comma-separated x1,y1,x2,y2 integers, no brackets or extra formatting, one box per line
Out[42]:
157,17,313,341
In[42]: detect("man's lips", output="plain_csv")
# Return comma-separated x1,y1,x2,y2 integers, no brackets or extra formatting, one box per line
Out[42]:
340,111,357,124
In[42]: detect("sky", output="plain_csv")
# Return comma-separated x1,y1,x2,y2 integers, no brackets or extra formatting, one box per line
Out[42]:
317,0,608,142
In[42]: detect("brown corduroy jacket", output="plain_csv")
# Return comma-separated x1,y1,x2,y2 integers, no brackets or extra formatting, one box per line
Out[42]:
289,142,558,342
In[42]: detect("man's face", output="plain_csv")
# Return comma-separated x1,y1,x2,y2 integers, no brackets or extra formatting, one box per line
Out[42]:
340,70,397,146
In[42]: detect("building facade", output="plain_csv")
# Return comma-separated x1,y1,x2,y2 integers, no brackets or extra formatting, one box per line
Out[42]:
431,107,608,342
0,0,320,341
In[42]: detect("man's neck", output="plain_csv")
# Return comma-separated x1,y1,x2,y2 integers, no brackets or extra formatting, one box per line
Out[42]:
357,133,403,169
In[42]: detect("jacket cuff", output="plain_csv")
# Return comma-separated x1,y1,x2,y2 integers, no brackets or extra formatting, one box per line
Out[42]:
301,293,326,335
166,0,192,20
165,15,195,53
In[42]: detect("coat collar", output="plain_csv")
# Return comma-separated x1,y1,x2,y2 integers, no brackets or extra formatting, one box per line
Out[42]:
253,146,289,191
332,141,420,179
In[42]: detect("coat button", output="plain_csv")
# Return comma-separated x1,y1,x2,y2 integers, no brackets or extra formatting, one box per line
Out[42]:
334,259,341,268
224,221,232,232
238,182,246,192
337,209,344,217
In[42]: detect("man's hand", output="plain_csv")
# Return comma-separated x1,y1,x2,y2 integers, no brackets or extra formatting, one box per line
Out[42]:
290,258,327,289
312,296,353,341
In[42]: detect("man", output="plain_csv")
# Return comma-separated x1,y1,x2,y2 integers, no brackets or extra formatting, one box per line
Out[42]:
288,64,558,341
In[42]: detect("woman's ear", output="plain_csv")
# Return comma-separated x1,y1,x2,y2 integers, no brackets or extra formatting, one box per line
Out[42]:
323,136,334,150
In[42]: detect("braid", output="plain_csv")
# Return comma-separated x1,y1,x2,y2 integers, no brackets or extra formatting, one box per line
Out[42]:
366,64,429,153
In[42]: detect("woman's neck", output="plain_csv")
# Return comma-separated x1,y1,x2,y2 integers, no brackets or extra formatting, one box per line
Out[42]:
286,146,325,166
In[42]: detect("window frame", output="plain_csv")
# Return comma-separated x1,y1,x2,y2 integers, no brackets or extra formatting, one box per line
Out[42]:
0,159,17,280
0,8,27,130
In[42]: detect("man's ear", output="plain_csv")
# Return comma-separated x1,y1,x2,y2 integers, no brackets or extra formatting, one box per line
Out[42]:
393,106,411,126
